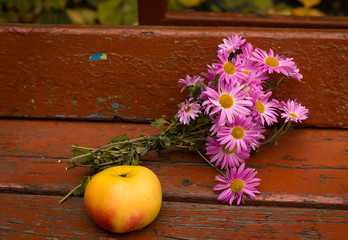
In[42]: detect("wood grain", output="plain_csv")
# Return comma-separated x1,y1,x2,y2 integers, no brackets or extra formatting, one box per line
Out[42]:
0,24,347,127
0,193,347,239
1,119,347,208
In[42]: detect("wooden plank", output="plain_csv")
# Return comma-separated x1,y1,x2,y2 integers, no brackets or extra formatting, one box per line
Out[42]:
0,119,347,208
0,193,347,239
138,0,348,29
0,24,347,127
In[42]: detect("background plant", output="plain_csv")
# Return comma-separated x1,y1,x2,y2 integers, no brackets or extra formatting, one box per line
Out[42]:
0,0,138,25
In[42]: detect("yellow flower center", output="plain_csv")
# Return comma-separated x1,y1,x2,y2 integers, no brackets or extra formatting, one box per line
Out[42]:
219,94,234,109
184,106,191,113
223,62,236,75
231,126,245,139
241,84,251,94
221,145,237,155
265,56,279,67
255,101,265,114
230,179,244,193
289,112,298,119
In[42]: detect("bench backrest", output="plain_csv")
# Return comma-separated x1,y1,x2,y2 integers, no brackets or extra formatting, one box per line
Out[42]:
0,24,347,128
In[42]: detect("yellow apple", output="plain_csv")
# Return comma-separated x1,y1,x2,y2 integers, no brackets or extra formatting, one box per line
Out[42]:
84,165,162,233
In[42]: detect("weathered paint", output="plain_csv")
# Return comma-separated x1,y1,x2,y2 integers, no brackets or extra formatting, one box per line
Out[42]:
1,194,348,239
89,53,107,61
0,24,347,127
0,119,346,208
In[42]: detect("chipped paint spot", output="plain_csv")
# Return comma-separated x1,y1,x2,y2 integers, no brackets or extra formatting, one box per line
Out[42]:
71,98,77,103
89,53,107,61
97,97,103,102
87,113,105,118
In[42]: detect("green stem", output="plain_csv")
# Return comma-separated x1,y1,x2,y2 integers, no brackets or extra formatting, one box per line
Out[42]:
190,119,210,131
164,120,175,133
260,121,291,146
196,150,226,177
71,145,94,151
59,183,82,204
266,75,286,93
180,129,209,138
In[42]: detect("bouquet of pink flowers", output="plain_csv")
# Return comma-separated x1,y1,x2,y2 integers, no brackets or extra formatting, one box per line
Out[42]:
59,34,308,205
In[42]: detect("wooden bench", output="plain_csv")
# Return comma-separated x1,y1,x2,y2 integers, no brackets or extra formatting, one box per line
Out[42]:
0,24,347,239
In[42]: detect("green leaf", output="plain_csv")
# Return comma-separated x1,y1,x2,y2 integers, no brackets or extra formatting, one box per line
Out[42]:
45,0,67,10
97,0,122,25
86,0,104,7
211,4,221,12
109,133,130,143
73,176,91,196
159,136,171,148
72,148,86,156
37,10,72,24
66,8,97,24
151,118,170,128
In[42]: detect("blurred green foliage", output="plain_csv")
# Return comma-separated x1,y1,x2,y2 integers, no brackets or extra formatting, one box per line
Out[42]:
0,0,138,25
168,0,348,17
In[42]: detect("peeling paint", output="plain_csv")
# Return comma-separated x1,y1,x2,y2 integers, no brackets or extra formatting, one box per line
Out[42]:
89,53,107,61
112,103,127,114
87,113,106,118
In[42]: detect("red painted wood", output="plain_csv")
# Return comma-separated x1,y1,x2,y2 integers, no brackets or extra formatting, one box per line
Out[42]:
0,119,347,208
138,0,348,29
1,193,347,239
0,24,347,127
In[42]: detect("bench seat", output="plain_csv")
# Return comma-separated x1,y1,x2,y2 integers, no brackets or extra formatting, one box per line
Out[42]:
0,119,347,238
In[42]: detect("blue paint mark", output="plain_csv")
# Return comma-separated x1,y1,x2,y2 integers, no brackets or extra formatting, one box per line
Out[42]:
71,98,77,103
89,53,102,61
97,97,103,102
89,53,107,61
87,113,104,118
112,102,128,114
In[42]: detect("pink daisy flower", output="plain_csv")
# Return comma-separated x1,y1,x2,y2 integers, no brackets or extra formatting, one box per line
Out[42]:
218,34,246,53
251,48,297,76
237,58,268,90
201,66,217,85
202,82,252,126
209,117,222,136
178,98,201,125
251,91,279,126
240,42,254,60
280,99,309,123
213,163,260,205
289,67,303,81
213,51,247,85
178,75,205,93
217,116,264,152
206,137,250,169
